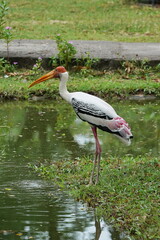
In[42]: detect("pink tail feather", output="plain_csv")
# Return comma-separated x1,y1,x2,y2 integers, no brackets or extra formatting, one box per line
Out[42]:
107,117,133,145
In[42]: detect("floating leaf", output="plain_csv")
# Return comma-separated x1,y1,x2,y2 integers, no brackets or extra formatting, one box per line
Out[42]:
4,188,12,191
16,232,23,236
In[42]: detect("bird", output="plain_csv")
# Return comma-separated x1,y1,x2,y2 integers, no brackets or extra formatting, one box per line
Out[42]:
28,66,133,185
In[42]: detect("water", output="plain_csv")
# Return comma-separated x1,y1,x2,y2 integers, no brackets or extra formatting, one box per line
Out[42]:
0,100,159,240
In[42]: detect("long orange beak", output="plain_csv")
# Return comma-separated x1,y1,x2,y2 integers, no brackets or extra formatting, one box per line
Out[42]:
28,70,58,88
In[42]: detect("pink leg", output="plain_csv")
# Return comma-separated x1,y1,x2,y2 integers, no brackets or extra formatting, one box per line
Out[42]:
89,126,102,185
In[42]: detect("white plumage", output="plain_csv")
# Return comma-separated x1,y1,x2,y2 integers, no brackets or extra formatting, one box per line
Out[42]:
29,66,133,184
58,71,132,146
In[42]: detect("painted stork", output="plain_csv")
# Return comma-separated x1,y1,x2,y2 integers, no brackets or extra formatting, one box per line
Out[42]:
29,66,133,185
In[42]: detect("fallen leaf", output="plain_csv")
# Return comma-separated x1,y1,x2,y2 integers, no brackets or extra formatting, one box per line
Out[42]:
153,79,160,82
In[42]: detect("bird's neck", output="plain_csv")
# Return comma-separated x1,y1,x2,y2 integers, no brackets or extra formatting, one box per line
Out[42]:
59,72,71,103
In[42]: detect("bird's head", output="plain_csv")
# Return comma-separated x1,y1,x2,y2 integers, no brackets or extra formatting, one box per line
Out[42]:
28,66,67,88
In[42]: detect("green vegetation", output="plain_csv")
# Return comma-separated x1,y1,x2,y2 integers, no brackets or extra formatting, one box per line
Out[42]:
0,0,159,102
50,35,77,69
0,57,17,74
0,0,9,38
0,67,160,100
0,1,160,239
1,99,159,239
0,1,159,101
0,1,13,58
5,0,160,42
30,156,160,240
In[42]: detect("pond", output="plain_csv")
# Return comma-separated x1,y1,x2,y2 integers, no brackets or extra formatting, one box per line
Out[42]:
0,99,159,240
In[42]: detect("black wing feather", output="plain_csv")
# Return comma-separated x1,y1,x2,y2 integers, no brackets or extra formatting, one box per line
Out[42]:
71,98,112,120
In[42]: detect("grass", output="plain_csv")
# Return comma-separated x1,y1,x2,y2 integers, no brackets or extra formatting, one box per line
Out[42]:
30,155,160,240
1,1,160,238
0,68,160,100
5,0,160,42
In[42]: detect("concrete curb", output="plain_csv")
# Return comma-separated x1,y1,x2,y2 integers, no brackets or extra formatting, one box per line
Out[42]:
0,39,160,69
